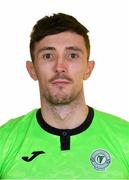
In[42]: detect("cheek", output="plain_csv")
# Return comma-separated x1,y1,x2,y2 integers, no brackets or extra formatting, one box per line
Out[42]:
72,64,86,80
34,66,47,84
72,69,84,89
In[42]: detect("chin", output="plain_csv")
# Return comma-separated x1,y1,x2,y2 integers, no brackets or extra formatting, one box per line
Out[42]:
48,94,74,105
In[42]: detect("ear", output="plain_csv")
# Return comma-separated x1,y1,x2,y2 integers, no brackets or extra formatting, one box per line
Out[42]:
26,61,38,81
83,60,95,80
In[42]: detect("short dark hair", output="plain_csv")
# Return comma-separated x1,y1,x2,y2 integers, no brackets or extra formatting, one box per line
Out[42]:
30,13,90,62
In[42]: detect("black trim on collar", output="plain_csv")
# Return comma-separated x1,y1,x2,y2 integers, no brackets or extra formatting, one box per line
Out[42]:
36,106,94,136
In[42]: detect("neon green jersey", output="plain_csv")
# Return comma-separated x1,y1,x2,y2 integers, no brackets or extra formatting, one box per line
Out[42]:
0,107,129,179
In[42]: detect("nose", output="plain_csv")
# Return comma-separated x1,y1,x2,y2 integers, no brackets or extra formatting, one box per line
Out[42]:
54,57,67,73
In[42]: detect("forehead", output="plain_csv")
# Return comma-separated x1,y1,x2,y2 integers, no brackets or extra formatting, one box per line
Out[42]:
34,31,86,52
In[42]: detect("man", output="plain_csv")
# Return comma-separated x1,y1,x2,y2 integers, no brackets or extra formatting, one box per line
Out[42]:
0,13,129,179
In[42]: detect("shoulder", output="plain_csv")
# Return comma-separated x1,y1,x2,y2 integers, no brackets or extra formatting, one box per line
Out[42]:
0,109,38,136
0,109,38,156
92,108,129,164
93,107,129,135
0,109,38,175
93,108,128,124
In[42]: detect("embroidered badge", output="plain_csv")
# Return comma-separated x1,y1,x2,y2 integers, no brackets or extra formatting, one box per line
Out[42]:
90,149,111,171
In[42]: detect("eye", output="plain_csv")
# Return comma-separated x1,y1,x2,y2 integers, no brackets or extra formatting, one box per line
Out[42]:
67,53,79,60
42,53,55,61
70,53,78,58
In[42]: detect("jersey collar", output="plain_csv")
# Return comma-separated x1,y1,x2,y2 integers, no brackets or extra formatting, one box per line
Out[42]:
36,106,94,136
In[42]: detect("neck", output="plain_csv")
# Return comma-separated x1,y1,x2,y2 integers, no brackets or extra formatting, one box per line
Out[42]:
40,92,89,129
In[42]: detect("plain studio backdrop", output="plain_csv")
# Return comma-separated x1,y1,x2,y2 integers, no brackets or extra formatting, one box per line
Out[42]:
0,0,129,125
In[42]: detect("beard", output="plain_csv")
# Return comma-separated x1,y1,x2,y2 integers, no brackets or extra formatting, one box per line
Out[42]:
44,88,74,105
40,73,83,105
46,92,73,105
42,85,82,106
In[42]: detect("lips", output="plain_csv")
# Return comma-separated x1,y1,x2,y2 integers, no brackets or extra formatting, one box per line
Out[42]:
52,79,70,84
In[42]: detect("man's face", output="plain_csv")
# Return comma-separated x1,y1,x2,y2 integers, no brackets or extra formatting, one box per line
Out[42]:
27,31,94,105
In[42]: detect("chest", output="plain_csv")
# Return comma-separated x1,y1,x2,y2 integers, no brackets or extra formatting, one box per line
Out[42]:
2,133,129,179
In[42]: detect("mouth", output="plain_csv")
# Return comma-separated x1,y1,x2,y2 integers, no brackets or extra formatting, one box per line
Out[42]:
51,79,71,86
52,79,70,85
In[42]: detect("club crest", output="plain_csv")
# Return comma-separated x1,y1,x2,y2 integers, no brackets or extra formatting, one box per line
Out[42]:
90,149,111,171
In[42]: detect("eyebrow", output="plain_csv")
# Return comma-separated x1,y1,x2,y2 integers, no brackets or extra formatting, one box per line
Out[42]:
37,47,55,54
37,46,84,55
65,46,84,54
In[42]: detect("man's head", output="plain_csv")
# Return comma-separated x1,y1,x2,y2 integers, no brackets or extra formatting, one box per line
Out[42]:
30,13,90,62
27,13,95,106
